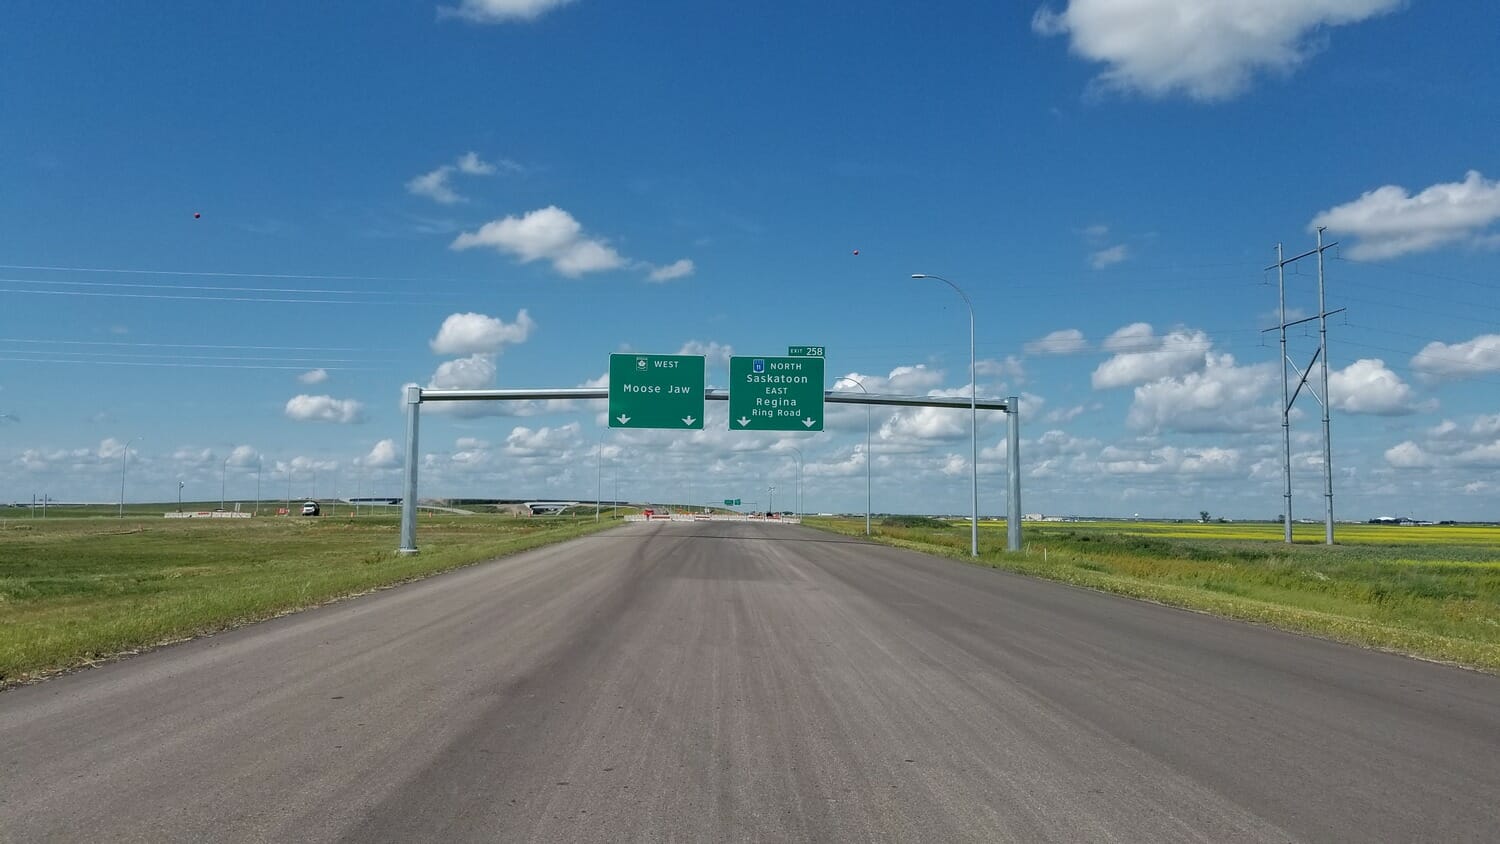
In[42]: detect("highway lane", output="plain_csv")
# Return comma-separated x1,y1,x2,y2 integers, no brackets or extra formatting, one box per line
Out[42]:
2,521,1497,842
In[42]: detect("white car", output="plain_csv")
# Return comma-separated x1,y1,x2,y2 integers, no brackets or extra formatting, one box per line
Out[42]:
300,501,320,516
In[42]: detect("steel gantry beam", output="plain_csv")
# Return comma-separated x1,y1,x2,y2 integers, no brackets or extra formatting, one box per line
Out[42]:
399,387,1022,555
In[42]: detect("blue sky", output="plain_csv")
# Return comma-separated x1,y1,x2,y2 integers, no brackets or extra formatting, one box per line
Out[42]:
3,0,1498,520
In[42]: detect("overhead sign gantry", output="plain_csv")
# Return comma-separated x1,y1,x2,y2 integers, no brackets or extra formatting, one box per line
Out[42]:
397,345,1022,554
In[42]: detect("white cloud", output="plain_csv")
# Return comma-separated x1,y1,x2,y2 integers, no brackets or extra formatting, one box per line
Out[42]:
227,445,260,467
406,152,509,204
298,368,329,385
171,447,215,466
1033,0,1403,101
428,353,497,390
1386,412,1500,471
1385,440,1435,469
455,151,498,175
98,437,135,459
880,406,967,443
450,206,625,277
1044,404,1089,424
1099,445,1243,478
1410,334,1500,381
1090,244,1129,269
1093,325,1210,389
358,439,402,469
438,0,576,24
885,365,946,394
1126,354,1278,434
1311,171,1500,259
1024,328,1087,356
284,395,365,424
429,310,535,355
273,455,340,476
647,259,695,282
677,340,733,368
975,355,1026,384
1328,359,1420,415
1101,322,1155,353
504,422,581,456
406,166,462,205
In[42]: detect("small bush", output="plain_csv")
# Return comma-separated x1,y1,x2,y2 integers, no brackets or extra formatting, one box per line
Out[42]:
879,515,952,529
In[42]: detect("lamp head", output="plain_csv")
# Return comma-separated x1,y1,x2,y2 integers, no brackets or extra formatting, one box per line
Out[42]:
910,273,927,279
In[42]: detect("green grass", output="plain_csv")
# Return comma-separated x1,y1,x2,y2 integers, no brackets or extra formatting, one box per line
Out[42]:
0,512,619,686
806,517,1500,672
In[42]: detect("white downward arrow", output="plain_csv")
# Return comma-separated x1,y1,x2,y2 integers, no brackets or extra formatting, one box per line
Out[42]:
682,416,697,426
736,416,752,427
802,418,817,428
617,414,631,424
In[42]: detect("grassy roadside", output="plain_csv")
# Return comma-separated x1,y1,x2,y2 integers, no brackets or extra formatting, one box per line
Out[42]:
0,513,619,687
805,517,1500,672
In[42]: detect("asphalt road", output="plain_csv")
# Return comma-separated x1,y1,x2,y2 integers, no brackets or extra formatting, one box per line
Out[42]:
3,522,1497,842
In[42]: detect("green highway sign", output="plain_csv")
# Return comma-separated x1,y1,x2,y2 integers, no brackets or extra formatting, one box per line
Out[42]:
724,498,741,506
608,353,705,429
729,355,825,431
787,345,825,357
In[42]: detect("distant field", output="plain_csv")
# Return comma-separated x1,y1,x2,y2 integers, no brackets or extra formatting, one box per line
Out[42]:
807,517,1500,671
0,511,618,686
1022,519,1500,546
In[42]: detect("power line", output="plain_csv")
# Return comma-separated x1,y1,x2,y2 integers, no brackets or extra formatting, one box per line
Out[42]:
2,276,456,299
0,263,482,285
0,287,415,306
0,337,376,352
1339,294,1500,328
0,356,381,371
1334,255,1500,291
0,348,391,364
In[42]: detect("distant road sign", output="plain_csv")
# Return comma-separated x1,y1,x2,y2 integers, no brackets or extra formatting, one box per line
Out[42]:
608,354,705,429
787,345,825,357
724,498,741,506
729,355,825,431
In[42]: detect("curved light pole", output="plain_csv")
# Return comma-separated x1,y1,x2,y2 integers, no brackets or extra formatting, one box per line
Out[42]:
786,446,803,516
912,273,978,557
596,430,605,522
118,437,139,518
835,376,872,535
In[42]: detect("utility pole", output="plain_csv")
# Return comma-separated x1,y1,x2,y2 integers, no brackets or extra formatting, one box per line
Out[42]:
1265,230,1343,545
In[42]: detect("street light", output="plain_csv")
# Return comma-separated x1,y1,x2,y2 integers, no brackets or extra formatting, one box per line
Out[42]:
596,430,605,522
221,455,230,511
118,437,139,518
785,446,803,516
835,376,872,535
912,273,978,557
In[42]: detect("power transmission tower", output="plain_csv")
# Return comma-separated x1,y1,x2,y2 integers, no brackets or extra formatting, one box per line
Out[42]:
1264,227,1344,545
